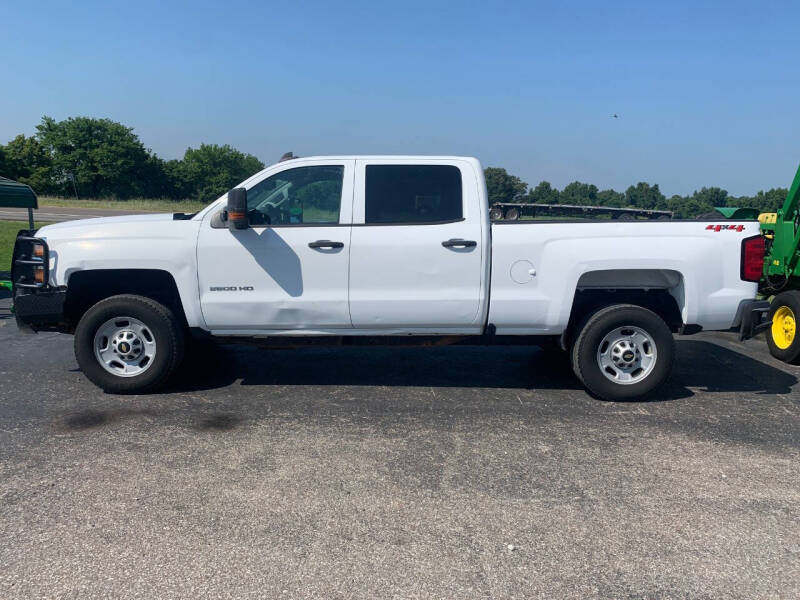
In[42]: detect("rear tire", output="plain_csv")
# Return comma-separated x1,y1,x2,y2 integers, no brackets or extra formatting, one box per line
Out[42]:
74,294,184,394
766,291,800,364
571,304,674,401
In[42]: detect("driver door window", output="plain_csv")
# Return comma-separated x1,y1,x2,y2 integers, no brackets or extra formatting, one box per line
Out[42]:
247,165,344,226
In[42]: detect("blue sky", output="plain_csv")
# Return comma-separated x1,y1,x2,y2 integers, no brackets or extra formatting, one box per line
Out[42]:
2,0,798,195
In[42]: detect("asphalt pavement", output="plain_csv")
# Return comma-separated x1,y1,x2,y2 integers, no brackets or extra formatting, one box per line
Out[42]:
0,205,149,223
0,294,798,599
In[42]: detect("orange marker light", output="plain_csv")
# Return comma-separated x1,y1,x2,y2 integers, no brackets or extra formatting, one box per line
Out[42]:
34,266,45,284
33,244,44,258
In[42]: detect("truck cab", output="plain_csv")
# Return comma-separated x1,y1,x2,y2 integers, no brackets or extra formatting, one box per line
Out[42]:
197,156,489,334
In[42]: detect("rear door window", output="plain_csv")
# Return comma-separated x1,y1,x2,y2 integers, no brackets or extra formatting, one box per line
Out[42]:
364,165,462,224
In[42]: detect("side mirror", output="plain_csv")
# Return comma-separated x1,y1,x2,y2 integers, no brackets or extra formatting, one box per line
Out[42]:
226,188,249,231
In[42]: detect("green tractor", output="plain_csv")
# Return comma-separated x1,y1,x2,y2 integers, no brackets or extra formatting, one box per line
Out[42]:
757,165,800,362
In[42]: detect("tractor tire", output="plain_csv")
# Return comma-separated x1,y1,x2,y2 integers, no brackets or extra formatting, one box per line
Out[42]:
766,291,800,364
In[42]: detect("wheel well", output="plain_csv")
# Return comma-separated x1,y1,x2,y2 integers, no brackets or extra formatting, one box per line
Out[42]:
563,288,683,348
64,269,187,328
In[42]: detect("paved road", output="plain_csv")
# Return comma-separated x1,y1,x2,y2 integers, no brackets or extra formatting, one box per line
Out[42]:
0,205,155,223
1,295,798,598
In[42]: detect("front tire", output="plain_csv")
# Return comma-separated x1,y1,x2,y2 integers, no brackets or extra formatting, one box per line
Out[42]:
74,294,184,393
571,304,674,401
766,291,800,363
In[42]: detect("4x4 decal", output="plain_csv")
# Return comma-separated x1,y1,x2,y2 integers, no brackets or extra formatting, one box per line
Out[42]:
706,224,745,232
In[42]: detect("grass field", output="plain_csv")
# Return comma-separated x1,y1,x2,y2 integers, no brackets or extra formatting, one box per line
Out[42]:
38,196,207,213
0,220,52,276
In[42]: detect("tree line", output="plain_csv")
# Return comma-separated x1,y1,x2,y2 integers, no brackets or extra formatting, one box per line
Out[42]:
0,116,789,217
0,116,264,202
484,168,788,219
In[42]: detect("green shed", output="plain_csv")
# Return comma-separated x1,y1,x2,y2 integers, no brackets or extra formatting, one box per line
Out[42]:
0,176,37,228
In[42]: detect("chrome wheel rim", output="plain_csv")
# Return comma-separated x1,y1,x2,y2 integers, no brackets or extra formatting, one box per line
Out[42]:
596,326,657,385
93,316,157,377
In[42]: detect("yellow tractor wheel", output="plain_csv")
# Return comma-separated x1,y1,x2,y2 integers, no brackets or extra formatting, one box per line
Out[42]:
767,291,800,363
771,306,796,349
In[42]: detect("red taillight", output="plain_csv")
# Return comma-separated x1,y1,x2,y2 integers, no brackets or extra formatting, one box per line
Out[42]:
741,235,765,282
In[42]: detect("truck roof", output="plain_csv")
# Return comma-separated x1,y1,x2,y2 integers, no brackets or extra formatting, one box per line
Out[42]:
276,155,479,162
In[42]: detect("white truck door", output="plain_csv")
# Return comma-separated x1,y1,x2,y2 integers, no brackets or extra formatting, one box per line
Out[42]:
348,160,485,332
197,160,354,331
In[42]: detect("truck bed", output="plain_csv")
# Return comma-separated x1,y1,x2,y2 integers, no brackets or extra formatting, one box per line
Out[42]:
488,219,760,335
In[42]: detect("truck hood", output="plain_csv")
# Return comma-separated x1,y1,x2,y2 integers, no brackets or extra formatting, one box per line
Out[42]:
36,213,178,237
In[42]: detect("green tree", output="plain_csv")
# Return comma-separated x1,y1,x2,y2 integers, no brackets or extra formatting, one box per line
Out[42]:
176,143,264,202
691,186,729,208
761,188,788,212
161,159,194,199
625,182,665,209
560,181,598,206
35,116,153,198
527,181,560,204
2,134,54,194
138,153,179,199
596,188,625,207
734,188,787,213
663,194,712,219
484,167,528,204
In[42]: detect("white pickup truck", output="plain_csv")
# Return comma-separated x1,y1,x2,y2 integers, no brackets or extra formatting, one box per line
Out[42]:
11,155,770,400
